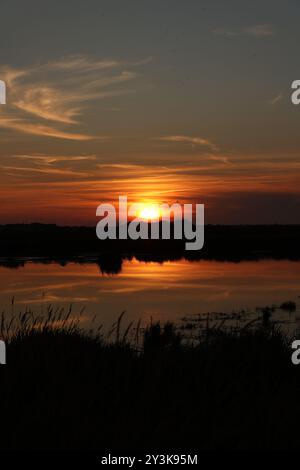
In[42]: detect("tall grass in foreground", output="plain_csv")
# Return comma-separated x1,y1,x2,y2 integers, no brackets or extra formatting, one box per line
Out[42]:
0,306,299,450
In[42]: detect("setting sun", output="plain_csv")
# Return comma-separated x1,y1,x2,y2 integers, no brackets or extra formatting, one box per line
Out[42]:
138,204,161,220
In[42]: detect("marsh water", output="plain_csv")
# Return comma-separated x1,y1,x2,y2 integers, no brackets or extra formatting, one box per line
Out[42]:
0,258,300,336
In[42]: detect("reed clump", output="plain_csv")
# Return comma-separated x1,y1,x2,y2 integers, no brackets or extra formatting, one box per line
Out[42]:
0,306,299,451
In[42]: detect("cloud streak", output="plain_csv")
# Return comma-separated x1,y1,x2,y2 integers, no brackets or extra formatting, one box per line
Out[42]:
244,24,274,37
156,135,220,152
0,118,97,140
0,55,144,140
269,93,283,105
213,24,274,38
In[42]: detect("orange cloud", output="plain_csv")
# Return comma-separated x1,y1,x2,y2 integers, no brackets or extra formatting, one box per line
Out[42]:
0,56,143,140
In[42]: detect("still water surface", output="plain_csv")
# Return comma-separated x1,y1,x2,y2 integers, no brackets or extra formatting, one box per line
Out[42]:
0,258,299,334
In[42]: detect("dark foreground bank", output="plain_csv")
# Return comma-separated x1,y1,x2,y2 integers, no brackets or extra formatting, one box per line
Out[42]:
0,314,299,451
1,224,300,262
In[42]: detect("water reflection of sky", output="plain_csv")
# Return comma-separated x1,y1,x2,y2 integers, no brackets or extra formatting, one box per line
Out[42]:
0,259,299,333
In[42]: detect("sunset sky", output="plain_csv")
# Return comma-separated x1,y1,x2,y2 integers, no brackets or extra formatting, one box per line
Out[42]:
1,0,300,224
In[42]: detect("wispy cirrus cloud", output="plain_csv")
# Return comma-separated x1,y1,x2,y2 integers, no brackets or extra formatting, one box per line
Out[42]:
213,24,274,38
0,165,90,178
156,135,220,152
0,152,98,178
244,24,274,37
0,55,148,140
212,29,238,37
14,154,97,164
269,93,283,105
0,118,96,140
46,56,120,73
